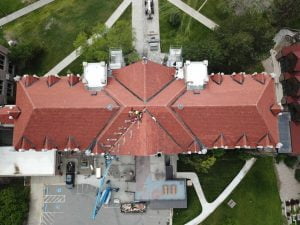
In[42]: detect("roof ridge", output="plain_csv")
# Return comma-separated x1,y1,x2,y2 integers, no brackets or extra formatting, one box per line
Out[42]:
143,61,147,102
114,77,144,102
145,110,182,150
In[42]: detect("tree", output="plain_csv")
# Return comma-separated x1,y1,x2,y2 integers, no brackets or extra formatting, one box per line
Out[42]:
214,11,275,73
0,30,7,47
182,38,224,72
183,156,216,174
283,156,298,169
74,20,139,64
270,0,300,29
182,9,275,74
8,41,45,74
168,12,181,28
0,181,30,225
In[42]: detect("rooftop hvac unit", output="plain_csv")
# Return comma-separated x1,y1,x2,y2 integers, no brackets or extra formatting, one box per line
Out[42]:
184,60,209,91
167,46,183,68
109,48,125,70
83,62,107,91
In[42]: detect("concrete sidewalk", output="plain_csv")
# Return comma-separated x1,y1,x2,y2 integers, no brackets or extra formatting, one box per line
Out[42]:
45,0,132,76
177,158,256,225
0,0,54,26
132,0,145,55
167,0,218,30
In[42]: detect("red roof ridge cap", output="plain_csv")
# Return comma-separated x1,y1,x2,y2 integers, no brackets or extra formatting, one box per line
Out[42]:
210,72,223,85
251,72,267,84
22,74,40,87
45,74,61,87
65,136,79,150
231,72,245,84
19,136,35,150
256,133,274,148
212,133,228,149
43,136,57,150
67,73,81,87
235,133,250,149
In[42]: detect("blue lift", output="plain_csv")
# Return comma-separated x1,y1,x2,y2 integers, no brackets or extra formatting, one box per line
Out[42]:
91,152,115,220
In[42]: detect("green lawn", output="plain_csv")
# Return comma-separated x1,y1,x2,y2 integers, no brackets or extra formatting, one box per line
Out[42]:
178,152,245,202
0,0,36,16
201,157,283,225
3,0,122,75
159,0,213,53
173,186,202,225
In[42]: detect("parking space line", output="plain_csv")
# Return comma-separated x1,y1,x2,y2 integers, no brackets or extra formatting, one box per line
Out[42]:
44,195,65,203
40,212,63,225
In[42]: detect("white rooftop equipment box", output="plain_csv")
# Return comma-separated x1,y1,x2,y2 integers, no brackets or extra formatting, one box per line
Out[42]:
184,60,209,90
83,62,107,90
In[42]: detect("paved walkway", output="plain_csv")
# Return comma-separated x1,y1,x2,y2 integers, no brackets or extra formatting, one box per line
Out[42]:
45,0,132,76
167,0,218,30
132,0,162,62
177,158,256,225
132,0,145,55
274,162,300,201
0,0,54,26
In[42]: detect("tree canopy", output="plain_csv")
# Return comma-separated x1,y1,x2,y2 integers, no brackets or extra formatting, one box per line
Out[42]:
74,20,139,64
182,9,275,73
183,155,217,174
0,181,30,225
270,0,300,29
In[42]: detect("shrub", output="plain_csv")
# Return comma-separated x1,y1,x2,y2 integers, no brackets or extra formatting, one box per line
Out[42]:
168,12,181,28
275,154,287,164
237,150,253,161
283,156,298,169
0,181,30,225
212,149,226,158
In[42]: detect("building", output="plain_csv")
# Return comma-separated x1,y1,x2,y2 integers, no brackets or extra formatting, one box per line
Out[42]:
277,43,300,154
0,45,15,106
0,59,289,155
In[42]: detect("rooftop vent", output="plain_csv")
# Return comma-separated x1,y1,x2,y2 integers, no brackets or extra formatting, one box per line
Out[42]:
109,48,125,70
83,62,107,91
167,46,183,68
184,60,209,91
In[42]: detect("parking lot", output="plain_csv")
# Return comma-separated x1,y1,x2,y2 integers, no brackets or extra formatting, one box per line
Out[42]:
40,184,171,225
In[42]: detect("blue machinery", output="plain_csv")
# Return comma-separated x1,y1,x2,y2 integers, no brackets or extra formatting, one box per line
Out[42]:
91,153,116,220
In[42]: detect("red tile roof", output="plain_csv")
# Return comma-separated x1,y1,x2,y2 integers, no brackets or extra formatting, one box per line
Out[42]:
172,74,279,148
113,60,175,102
0,105,20,125
3,61,282,155
13,76,119,150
